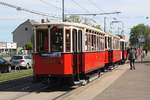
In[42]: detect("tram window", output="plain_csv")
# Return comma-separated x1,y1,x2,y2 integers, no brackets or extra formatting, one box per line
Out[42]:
87,34,90,51
97,36,100,51
93,35,96,50
96,36,98,50
113,40,115,49
51,27,63,52
65,29,71,52
72,29,77,52
36,29,48,52
92,35,94,50
105,37,107,49
85,33,88,51
78,30,82,52
88,34,91,51
100,37,103,50
102,38,104,50
89,34,92,51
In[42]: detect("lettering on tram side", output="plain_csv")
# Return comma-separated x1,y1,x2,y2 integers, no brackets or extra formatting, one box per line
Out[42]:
41,52,61,57
40,52,62,64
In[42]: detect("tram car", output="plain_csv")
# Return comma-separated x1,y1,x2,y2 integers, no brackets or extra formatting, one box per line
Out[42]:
119,35,128,63
104,33,127,68
32,22,127,85
32,22,106,84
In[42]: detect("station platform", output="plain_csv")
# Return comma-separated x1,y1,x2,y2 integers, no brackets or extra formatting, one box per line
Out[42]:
94,53,150,100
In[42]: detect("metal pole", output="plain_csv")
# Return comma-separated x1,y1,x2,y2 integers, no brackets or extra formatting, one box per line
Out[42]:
62,0,65,22
104,17,106,32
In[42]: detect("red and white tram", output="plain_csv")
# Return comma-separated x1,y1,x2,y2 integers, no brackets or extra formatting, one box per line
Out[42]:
32,22,106,84
32,22,128,84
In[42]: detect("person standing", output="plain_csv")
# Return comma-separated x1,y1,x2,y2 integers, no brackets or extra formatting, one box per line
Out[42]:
145,48,148,56
128,47,136,70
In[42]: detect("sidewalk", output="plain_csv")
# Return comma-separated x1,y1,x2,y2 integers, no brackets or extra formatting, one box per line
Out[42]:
94,54,150,100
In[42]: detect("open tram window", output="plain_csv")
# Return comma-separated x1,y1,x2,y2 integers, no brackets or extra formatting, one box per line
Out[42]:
36,29,48,52
65,29,71,52
51,27,63,52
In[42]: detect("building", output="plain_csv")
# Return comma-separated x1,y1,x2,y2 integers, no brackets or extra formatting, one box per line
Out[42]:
12,19,39,47
0,42,17,55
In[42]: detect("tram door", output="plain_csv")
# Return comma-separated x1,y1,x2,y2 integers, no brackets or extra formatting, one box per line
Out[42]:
72,29,82,80
108,37,112,63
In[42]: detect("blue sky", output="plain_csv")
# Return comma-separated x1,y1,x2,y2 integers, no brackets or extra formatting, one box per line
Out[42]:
0,0,150,42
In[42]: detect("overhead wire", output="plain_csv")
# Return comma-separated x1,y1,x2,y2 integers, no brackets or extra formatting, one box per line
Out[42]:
87,0,105,13
71,0,90,13
0,1,61,19
39,0,62,11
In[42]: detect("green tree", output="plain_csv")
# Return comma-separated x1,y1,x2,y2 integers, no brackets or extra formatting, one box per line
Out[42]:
25,42,32,50
93,25,102,30
65,15,81,23
130,24,150,50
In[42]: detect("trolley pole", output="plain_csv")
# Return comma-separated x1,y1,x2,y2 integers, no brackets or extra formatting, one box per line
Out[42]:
62,0,65,22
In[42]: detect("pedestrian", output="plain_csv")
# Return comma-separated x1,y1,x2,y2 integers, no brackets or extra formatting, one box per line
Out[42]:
145,48,148,56
128,47,136,70
141,49,145,63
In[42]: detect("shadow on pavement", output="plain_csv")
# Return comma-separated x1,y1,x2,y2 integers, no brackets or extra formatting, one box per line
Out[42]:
0,76,74,93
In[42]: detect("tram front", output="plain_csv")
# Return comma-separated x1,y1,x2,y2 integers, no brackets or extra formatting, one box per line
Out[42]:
32,23,73,82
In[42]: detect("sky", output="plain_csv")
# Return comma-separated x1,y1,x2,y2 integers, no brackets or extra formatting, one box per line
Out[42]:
0,0,150,42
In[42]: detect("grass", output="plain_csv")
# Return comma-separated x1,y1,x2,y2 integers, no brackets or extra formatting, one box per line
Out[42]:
0,69,33,82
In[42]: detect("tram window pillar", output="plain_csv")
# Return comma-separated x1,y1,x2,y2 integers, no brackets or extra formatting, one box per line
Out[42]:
63,27,66,52
33,27,36,53
71,28,73,52
48,26,51,52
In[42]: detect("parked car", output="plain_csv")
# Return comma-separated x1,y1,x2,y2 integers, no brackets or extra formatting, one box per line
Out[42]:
0,57,11,73
10,55,32,69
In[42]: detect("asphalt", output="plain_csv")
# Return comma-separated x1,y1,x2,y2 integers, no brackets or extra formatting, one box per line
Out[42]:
94,54,150,100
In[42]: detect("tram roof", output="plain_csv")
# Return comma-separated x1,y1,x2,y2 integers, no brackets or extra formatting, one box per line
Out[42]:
34,21,106,34
104,32,120,39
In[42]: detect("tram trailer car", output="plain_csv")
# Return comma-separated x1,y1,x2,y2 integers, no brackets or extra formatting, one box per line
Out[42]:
32,22,106,84
111,35,122,65
120,39,128,64
104,33,124,68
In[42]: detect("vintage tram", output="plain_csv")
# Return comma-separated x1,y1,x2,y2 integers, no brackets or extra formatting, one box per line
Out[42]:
32,22,127,84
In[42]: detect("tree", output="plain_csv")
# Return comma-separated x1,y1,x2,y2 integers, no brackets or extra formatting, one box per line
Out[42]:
65,15,81,23
65,15,102,30
130,24,150,50
93,25,102,30
25,42,32,50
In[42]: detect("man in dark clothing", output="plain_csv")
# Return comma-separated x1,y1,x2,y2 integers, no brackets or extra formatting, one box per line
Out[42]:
128,48,136,70
145,49,148,56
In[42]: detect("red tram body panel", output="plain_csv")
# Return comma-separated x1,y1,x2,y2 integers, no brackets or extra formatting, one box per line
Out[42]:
112,50,122,63
124,50,128,60
105,50,109,64
82,52,105,73
33,53,73,75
